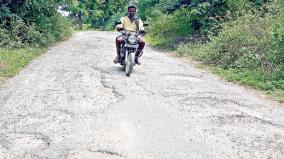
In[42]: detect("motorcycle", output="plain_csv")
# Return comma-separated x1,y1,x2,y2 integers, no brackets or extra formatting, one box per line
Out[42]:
115,21,148,76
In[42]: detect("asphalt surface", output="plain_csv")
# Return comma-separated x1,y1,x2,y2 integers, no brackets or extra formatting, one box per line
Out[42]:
0,31,284,159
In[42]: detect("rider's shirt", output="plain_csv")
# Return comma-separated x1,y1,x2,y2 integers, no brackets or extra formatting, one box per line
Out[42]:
117,16,144,32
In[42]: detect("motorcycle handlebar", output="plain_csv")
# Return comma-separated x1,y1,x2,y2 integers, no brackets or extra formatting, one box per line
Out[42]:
118,30,147,36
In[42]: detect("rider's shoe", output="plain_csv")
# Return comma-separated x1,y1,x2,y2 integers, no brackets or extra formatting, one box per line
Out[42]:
135,57,142,65
135,50,143,65
113,56,120,64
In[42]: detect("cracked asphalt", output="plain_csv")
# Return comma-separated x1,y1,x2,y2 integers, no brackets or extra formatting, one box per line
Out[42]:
0,31,284,159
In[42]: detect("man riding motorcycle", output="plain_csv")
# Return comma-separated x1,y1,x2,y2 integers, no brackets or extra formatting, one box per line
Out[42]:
114,4,145,65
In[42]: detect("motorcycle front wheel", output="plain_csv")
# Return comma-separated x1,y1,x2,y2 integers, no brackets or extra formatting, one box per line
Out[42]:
125,52,135,76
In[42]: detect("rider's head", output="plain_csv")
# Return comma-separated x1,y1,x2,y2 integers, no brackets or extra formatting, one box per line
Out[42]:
128,4,136,18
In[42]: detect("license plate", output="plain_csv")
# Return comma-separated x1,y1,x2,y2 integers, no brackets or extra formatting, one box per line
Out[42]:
125,44,137,48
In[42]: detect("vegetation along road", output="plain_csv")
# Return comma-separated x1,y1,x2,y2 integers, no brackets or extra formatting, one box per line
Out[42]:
0,31,283,159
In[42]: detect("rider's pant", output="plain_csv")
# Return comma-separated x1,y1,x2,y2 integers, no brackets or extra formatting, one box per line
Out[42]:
116,35,145,58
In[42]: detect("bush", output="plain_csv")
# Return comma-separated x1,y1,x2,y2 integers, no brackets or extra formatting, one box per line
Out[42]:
0,0,73,49
0,16,28,48
34,14,72,46
146,8,195,48
177,1,283,91
0,14,72,49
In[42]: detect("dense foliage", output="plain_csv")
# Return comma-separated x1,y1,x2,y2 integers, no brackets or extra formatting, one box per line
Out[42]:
0,0,73,48
67,0,128,30
138,0,273,47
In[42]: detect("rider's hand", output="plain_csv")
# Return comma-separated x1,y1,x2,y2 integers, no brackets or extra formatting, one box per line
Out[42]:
116,26,123,32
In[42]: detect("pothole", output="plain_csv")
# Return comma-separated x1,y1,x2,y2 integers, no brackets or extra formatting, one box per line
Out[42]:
210,114,284,128
92,149,124,158
2,133,50,152
160,73,202,82
68,149,126,159
179,96,241,108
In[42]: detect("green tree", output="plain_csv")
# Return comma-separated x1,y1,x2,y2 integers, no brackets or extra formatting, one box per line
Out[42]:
67,0,128,30
0,0,73,48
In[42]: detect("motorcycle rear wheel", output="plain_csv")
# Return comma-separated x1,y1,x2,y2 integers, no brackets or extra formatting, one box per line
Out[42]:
125,52,135,76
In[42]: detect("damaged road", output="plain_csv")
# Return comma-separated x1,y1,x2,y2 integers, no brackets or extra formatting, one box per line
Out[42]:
0,31,284,159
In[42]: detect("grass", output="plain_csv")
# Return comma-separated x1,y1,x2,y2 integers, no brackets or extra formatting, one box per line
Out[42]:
0,48,46,78
144,35,172,50
208,66,284,103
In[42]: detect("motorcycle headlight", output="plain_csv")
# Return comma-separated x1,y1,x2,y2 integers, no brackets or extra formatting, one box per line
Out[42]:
128,35,136,43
